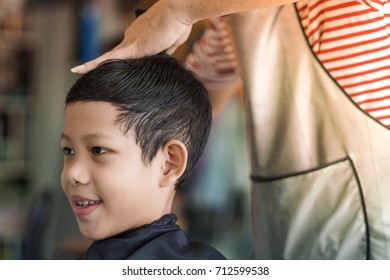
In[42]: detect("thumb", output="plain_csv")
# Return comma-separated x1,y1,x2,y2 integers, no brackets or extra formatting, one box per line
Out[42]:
70,49,126,74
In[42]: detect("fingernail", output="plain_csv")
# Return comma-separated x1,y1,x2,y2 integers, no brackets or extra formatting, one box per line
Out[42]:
70,65,85,73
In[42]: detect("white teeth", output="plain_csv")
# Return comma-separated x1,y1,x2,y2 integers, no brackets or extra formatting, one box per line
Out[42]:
76,200,98,208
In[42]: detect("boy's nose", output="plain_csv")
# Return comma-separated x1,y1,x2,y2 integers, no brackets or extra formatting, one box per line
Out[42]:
70,178,81,186
65,159,90,186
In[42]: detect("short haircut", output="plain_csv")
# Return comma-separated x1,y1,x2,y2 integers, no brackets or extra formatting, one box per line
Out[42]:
66,53,212,189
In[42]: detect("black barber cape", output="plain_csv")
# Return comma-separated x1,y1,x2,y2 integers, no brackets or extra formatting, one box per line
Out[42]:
84,214,227,260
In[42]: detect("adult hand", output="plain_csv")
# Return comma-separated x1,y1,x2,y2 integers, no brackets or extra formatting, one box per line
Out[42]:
71,0,193,74
70,0,298,74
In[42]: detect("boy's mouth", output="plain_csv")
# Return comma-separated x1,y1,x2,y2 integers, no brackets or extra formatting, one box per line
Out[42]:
76,200,101,208
71,196,102,217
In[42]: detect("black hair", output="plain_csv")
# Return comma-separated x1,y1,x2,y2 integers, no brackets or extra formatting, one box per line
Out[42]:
66,53,212,189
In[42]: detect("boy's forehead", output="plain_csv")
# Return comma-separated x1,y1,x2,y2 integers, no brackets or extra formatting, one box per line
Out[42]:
63,101,123,134
65,101,118,121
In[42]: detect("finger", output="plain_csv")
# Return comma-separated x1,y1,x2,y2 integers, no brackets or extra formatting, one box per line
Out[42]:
70,52,114,74
70,49,126,74
165,28,192,55
165,45,179,55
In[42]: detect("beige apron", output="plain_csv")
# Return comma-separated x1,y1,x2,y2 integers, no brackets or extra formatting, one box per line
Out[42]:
228,4,390,259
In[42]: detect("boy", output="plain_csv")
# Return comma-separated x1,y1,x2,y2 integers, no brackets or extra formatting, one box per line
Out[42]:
60,53,226,260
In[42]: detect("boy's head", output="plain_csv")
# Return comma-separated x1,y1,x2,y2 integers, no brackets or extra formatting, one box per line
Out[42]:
61,53,211,240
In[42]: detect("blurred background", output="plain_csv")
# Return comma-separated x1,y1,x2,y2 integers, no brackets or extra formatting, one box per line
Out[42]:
0,0,252,260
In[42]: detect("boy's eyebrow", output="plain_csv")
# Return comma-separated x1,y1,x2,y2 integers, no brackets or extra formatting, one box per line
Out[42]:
82,133,114,140
61,133,70,141
61,133,114,141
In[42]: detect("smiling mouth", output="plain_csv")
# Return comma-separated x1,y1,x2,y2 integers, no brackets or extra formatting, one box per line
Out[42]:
75,200,101,208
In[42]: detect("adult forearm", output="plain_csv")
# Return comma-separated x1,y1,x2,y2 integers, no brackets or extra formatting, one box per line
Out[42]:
166,0,299,24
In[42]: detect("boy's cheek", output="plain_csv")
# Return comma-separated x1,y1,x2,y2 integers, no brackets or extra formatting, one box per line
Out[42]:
60,171,68,190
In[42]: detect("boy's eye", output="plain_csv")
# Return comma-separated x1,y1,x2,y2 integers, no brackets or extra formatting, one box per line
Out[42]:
91,147,108,155
62,147,74,155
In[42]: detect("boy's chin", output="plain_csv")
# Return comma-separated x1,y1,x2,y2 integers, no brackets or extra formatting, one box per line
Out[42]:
78,223,110,241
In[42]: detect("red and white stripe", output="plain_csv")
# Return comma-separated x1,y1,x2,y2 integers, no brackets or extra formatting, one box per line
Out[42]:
297,0,390,126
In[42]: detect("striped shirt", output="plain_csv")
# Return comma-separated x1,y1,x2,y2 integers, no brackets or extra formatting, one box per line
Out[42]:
297,0,390,127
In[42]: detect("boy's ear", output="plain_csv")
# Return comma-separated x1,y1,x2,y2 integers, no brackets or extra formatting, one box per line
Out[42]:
160,140,188,188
